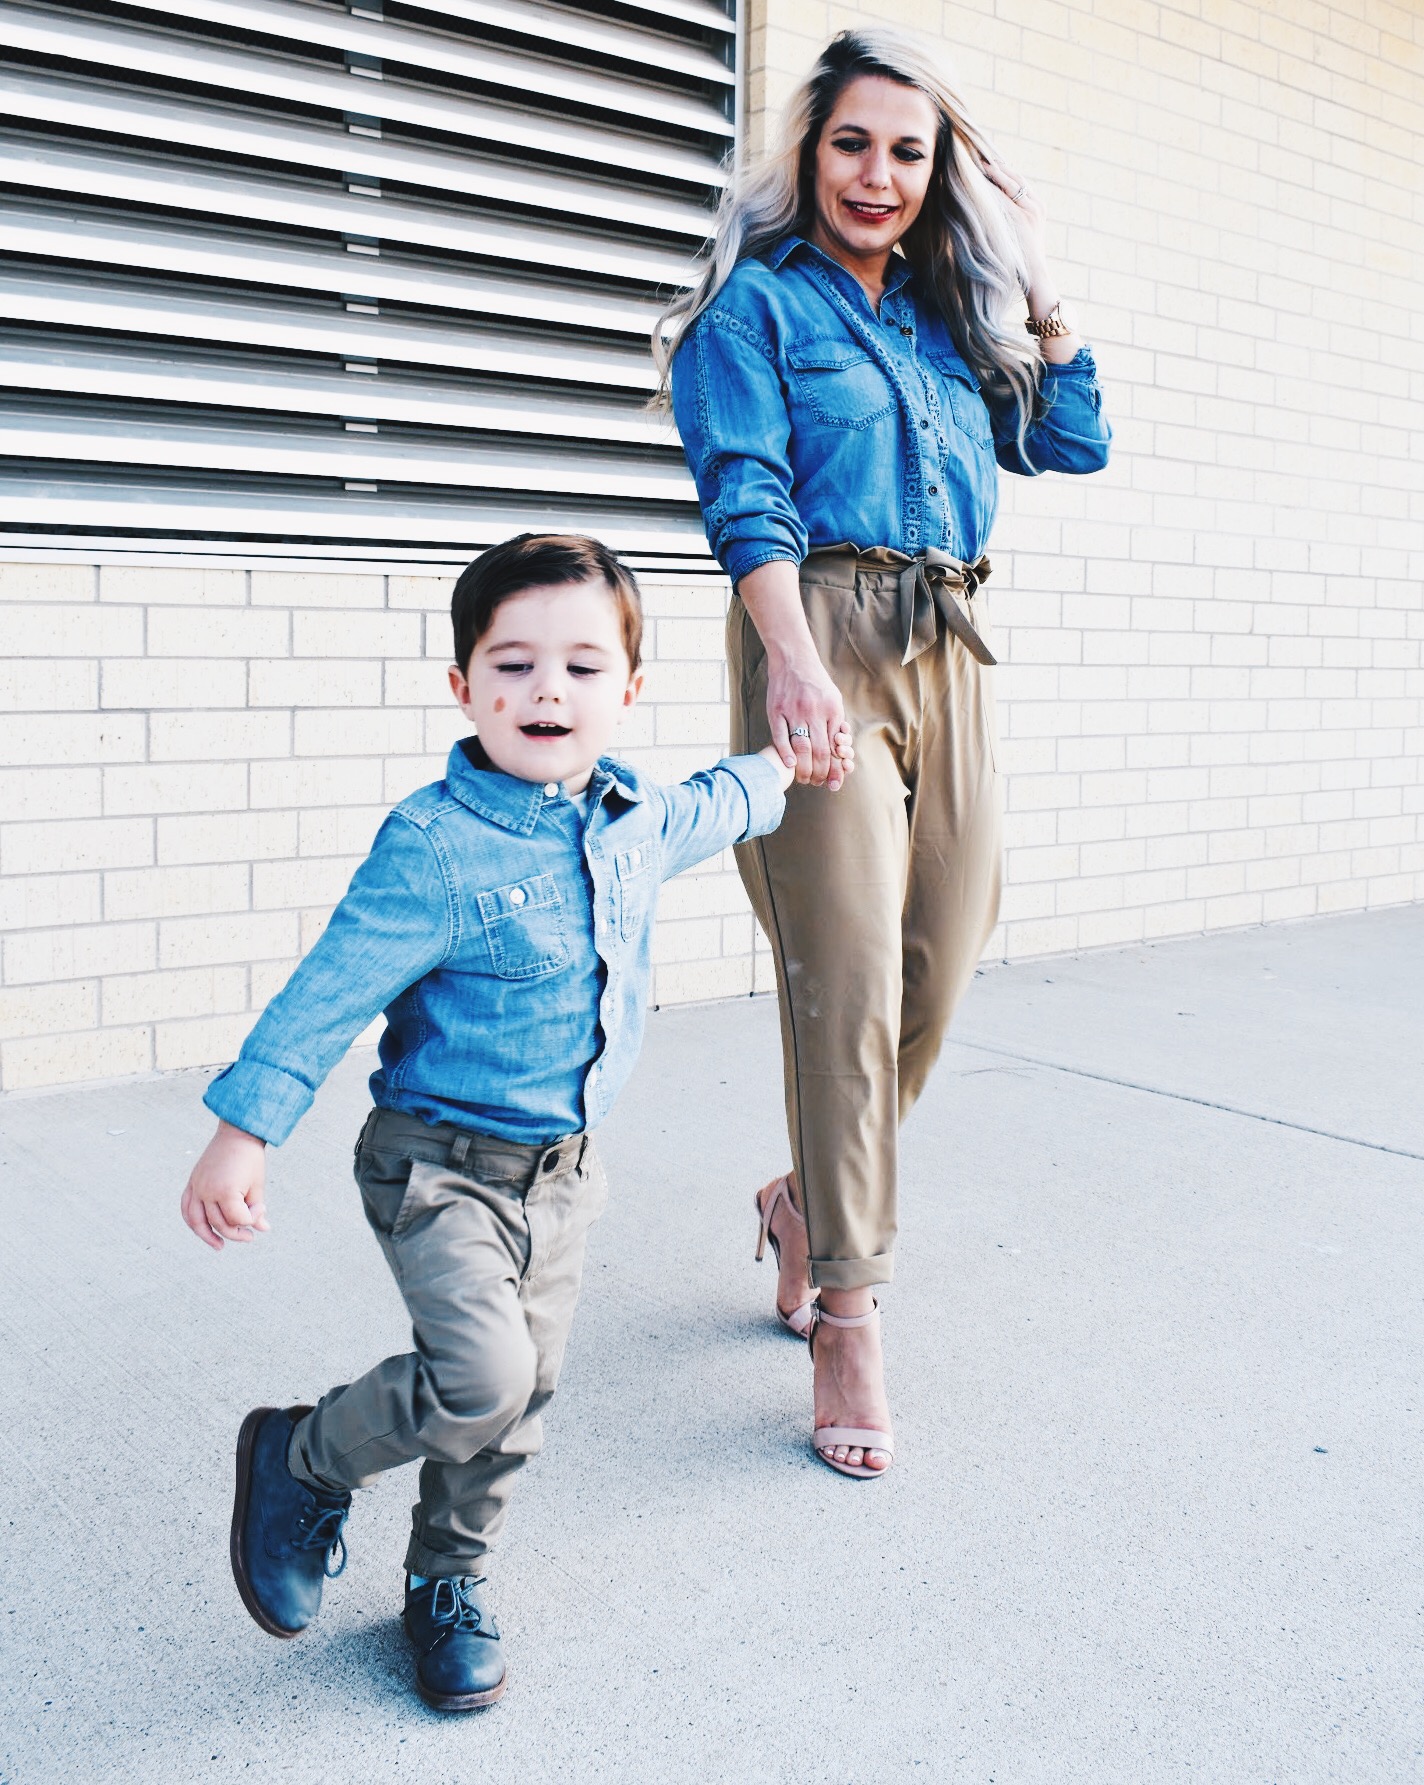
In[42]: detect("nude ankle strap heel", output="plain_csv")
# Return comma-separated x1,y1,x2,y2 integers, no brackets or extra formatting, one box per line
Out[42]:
808,1300,895,1481
754,1175,818,1339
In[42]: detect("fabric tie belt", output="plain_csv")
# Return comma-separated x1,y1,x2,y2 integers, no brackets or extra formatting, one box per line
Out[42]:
805,545,995,668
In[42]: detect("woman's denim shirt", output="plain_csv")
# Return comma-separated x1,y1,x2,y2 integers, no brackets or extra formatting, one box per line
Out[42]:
671,235,1111,583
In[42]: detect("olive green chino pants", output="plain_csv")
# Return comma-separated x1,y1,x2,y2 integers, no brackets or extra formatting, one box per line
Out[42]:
729,546,1003,1291
288,1107,607,1578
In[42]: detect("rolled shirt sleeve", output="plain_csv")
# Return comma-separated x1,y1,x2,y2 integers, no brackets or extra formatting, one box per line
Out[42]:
655,752,786,882
671,312,807,585
204,813,454,1144
994,345,1113,477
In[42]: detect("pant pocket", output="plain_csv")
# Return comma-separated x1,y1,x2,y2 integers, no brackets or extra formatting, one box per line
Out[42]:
980,663,999,775
354,1144,418,1239
970,595,999,775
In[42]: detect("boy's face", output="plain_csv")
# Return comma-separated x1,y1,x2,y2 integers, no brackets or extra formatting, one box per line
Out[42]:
448,579,642,794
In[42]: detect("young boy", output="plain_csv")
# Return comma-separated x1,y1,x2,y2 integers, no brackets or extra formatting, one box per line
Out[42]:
180,534,845,1712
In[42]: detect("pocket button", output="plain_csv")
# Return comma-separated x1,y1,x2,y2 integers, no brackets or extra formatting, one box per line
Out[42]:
508,886,527,907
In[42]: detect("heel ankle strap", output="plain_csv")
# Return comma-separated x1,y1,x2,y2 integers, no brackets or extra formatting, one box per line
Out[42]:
812,1299,879,1330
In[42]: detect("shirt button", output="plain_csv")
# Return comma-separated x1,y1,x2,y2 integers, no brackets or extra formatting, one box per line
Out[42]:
543,781,559,797
508,886,527,907
927,484,939,495
920,419,929,429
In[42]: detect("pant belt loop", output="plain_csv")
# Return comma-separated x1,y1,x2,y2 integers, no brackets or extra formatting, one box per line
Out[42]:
449,1131,472,1170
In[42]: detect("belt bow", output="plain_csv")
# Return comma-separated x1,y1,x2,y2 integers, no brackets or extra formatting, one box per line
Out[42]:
897,549,995,667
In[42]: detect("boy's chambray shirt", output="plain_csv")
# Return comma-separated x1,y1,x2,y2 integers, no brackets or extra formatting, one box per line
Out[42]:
205,739,785,1148
671,234,1112,584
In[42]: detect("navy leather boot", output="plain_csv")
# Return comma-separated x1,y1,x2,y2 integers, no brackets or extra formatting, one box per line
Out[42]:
404,1574,507,1710
230,1405,351,1638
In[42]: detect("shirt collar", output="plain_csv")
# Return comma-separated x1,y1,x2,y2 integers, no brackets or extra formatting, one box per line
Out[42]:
446,738,641,834
767,234,914,297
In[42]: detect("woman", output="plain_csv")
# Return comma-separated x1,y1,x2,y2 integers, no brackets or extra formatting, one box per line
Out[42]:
660,29,1110,1478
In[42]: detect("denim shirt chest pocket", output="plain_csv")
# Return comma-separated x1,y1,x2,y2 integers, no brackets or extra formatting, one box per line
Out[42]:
787,338,895,429
477,872,570,979
614,842,653,943
926,353,994,449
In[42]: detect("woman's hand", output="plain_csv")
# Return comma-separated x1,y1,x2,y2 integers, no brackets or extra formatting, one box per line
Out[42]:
738,559,854,791
977,154,1048,271
766,649,852,789
976,154,1083,365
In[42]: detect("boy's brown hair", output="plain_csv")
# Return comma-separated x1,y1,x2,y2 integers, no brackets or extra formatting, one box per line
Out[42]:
451,534,644,675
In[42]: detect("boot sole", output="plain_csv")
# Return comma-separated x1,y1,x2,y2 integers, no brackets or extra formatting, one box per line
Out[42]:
230,1404,312,1640
414,1671,507,1712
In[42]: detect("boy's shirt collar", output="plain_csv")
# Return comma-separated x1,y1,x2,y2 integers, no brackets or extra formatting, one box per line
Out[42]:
446,737,641,834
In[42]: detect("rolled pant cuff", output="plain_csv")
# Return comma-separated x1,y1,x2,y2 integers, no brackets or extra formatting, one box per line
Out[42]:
810,1253,893,1291
405,1536,492,1581
286,1414,353,1498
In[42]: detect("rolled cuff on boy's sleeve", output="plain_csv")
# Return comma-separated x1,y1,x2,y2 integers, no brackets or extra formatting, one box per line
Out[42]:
204,1057,317,1147
717,751,786,841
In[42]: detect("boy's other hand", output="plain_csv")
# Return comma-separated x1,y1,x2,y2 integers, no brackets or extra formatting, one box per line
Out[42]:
181,1120,270,1251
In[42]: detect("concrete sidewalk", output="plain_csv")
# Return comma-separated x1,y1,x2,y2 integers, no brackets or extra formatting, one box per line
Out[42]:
1,907,1421,1785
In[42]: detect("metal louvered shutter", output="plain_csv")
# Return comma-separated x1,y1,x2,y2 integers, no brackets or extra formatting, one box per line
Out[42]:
0,0,733,561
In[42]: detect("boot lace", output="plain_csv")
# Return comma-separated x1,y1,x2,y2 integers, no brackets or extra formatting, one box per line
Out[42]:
293,1501,349,1578
430,1575,490,1634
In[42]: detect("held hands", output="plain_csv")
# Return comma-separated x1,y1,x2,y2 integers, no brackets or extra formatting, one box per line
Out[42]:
735,561,853,791
181,1119,270,1251
767,652,855,792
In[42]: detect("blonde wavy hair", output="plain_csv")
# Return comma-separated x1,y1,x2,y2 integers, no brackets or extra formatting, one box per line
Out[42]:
654,27,1041,434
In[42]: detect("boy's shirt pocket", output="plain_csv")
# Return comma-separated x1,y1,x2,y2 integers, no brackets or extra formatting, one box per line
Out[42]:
613,842,654,943
476,873,570,979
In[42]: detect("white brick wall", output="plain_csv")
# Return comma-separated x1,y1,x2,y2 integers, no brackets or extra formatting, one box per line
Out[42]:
0,558,762,1090
0,0,1420,1092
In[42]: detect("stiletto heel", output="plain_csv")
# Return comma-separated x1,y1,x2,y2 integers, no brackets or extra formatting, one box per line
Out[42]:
754,1175,818,1339
808,1303,894,1480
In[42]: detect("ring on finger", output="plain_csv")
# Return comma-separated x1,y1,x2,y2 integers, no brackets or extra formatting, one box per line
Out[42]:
788,724,811,739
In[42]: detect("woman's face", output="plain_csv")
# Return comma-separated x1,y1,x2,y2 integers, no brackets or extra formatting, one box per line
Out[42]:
811,75,939,270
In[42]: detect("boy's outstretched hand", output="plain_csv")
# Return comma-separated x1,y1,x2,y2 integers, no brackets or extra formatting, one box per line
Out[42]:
181,1120,270,1250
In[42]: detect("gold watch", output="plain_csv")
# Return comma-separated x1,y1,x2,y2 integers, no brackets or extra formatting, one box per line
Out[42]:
1025,302,1071,339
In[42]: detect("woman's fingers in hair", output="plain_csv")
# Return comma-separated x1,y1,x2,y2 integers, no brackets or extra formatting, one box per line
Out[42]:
982,158,1022,198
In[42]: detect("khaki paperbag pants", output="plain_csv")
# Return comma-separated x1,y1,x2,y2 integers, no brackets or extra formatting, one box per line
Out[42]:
729,546,1003,1291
